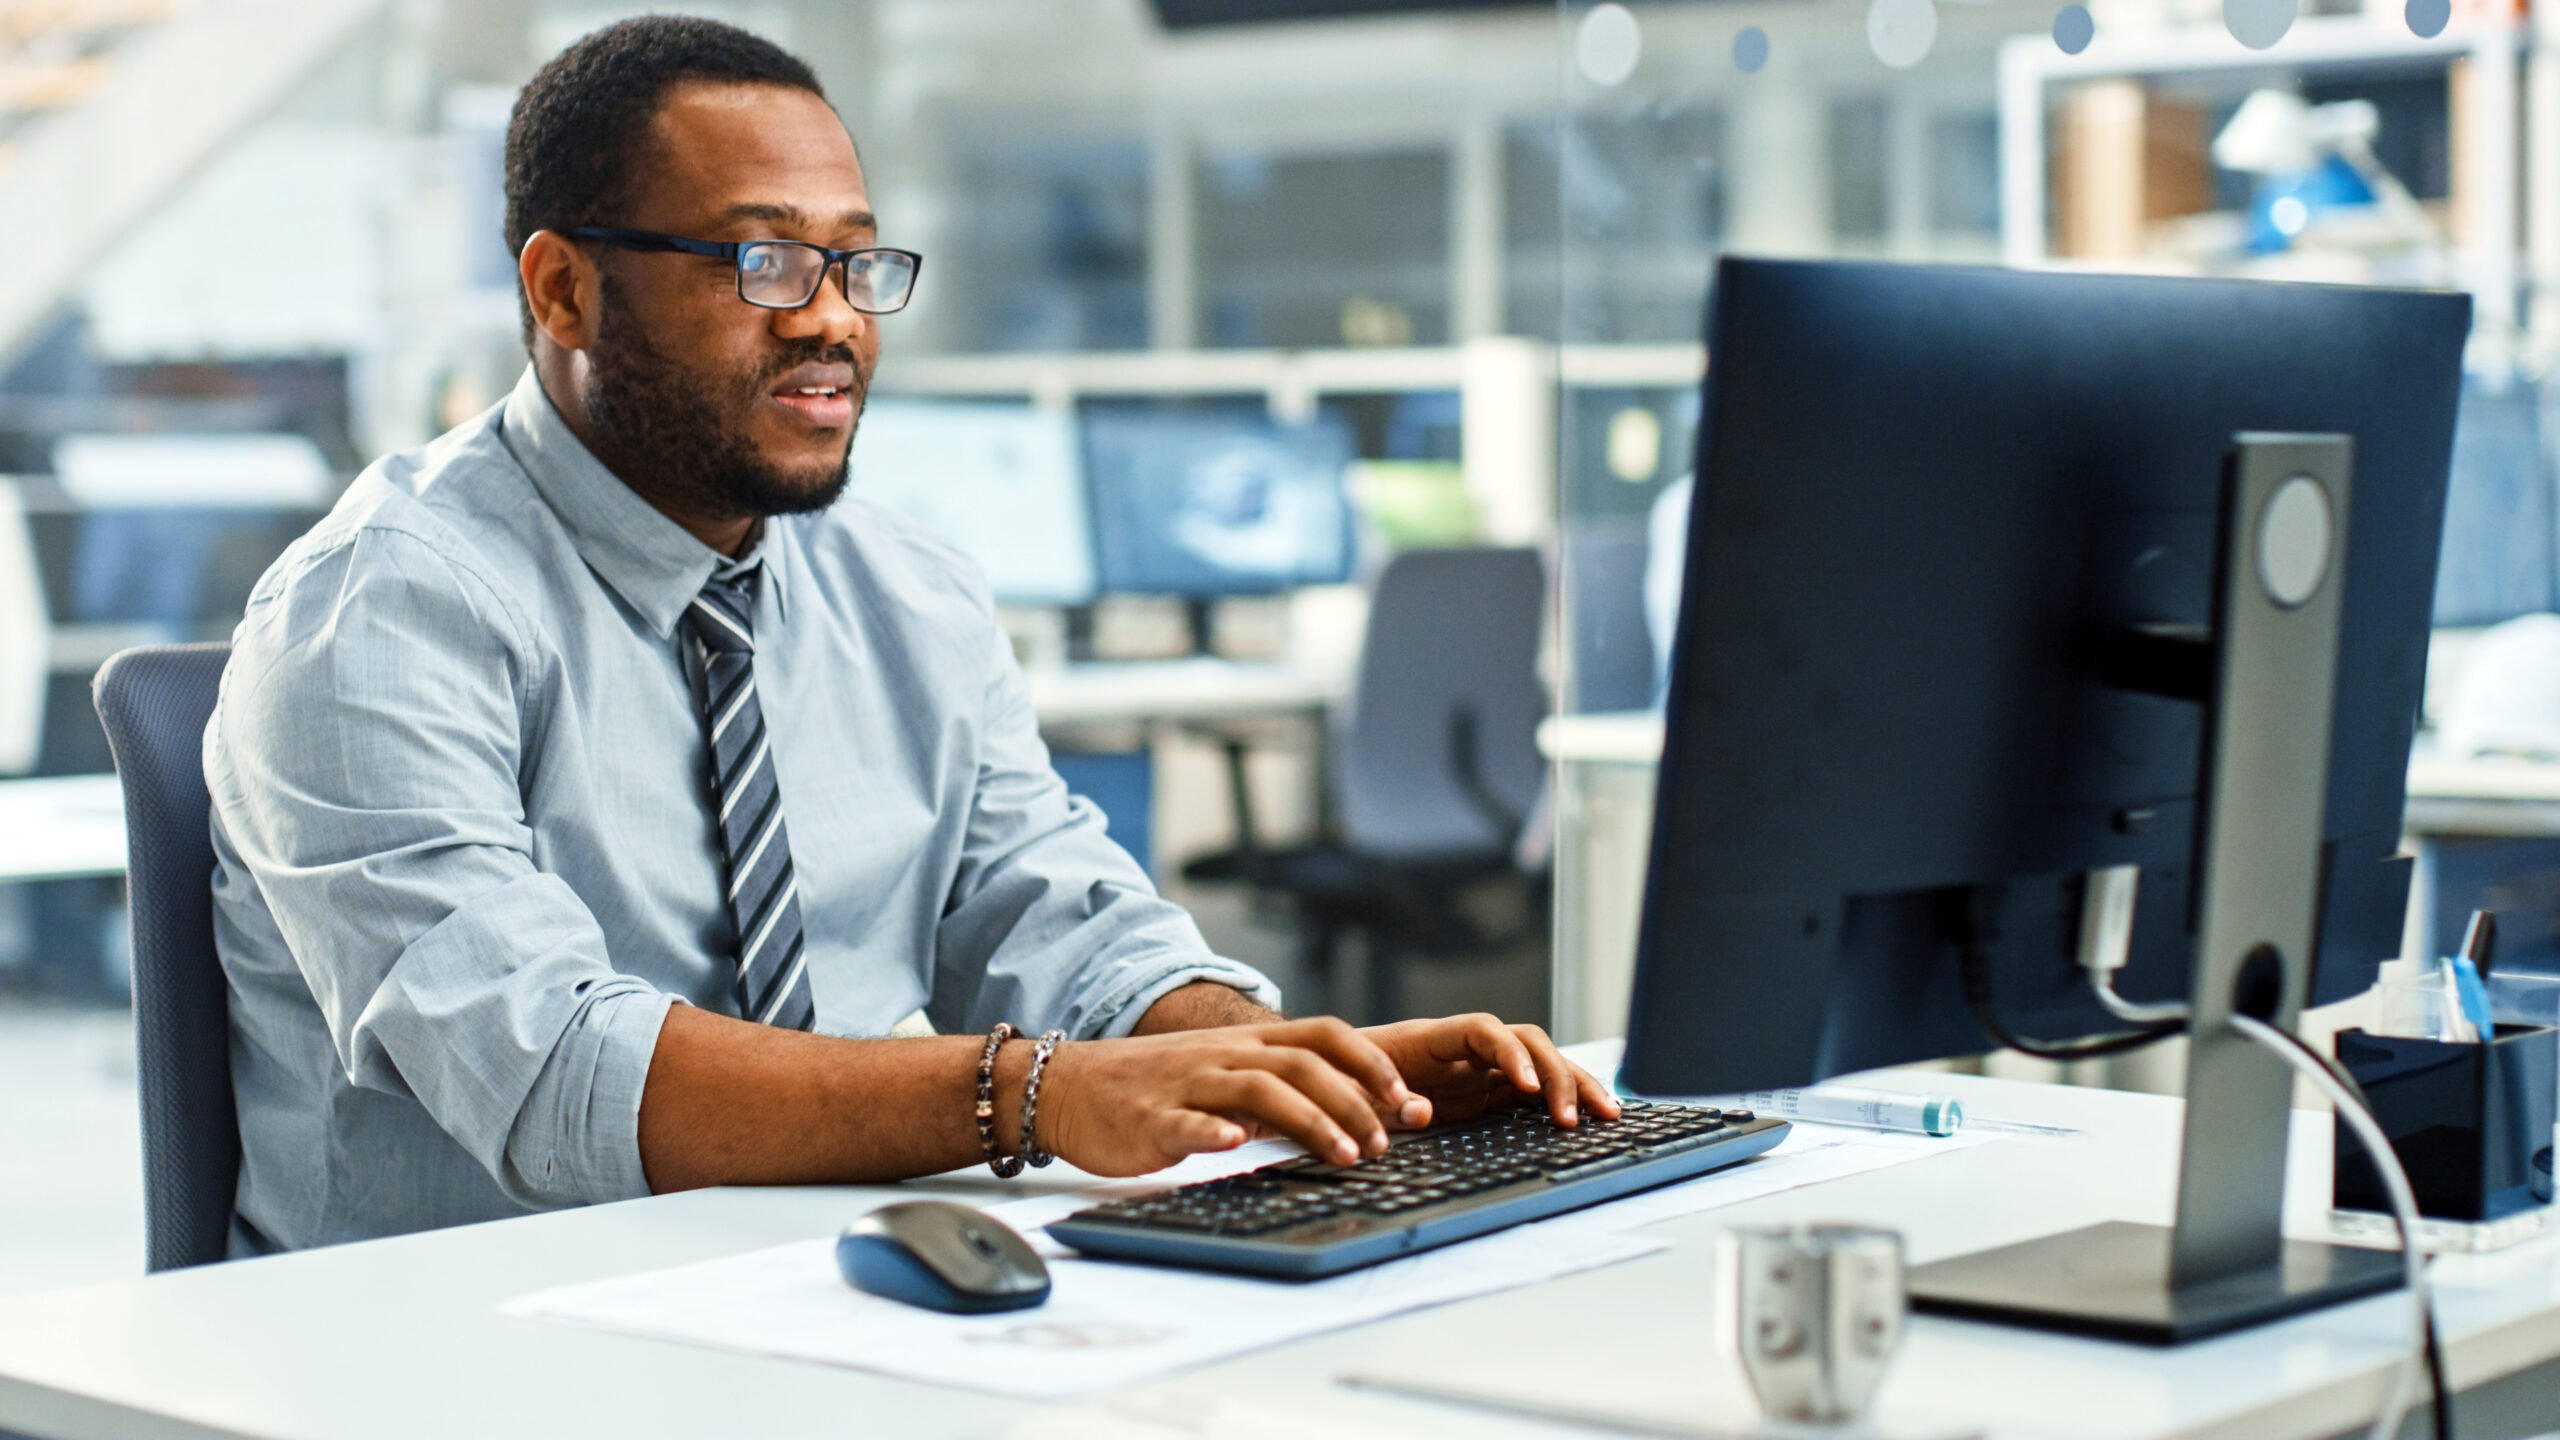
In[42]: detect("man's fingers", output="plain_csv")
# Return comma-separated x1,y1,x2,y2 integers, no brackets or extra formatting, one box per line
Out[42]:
1194,1070,1360,1165
1238,1047,1390,1157
1563,1055,1623,1119
1155,1108,1248,1164
1262,1017,1412,1112
1515,1026,1589,1125
1452,1013,1543,1096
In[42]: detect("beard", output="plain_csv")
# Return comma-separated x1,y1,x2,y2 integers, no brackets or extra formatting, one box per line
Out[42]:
581,276,861,521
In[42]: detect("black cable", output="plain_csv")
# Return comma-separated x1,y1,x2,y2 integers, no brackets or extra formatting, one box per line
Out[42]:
2242,1018,2452,1440
1942,887,2186,1061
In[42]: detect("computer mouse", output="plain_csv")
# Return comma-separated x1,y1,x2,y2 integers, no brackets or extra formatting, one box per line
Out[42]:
836,1200,1051,1315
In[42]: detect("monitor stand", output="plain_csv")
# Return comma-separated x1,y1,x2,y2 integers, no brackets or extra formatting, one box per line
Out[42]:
1906,433,2405,1345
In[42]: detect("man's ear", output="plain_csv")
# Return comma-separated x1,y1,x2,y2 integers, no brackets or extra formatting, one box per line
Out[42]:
519,230,600,350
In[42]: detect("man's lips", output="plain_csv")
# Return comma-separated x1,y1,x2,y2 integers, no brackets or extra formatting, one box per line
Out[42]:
766,365,858,429
769,387,854,428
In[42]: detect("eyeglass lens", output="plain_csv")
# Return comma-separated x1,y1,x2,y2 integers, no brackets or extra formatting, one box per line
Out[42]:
737,242,915,312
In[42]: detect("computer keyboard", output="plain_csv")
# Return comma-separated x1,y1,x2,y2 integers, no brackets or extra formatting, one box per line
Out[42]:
1046,1098,1790,1278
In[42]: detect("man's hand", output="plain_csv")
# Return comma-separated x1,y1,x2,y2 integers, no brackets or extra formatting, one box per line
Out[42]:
1037,1017,1431,1177
1360,1013,1621,1132
1033,1011,1617,1180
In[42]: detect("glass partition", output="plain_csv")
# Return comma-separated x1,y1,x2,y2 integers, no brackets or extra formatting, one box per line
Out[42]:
1546,0,2558,1051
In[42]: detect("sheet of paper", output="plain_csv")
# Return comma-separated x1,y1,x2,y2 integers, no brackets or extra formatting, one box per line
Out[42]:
506,1031,2025,1398
502,1217,1663,1401
1546,1121,1999,1237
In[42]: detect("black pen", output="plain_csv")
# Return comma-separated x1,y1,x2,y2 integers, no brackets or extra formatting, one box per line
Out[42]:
2459,909,2499,979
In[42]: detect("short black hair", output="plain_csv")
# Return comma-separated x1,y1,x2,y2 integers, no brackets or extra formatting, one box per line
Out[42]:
502,15,830,344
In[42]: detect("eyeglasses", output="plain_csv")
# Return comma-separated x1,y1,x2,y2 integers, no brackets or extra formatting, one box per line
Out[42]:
568,226,923,314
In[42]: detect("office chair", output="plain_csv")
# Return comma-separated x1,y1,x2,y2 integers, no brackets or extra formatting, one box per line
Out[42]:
1184,547,1548,1021
91,643,236,1271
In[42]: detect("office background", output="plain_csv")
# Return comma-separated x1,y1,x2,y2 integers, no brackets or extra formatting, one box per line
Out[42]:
3,0,2557,1300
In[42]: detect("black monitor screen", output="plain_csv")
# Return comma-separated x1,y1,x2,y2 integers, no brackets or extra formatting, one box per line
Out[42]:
1084,408,1356,598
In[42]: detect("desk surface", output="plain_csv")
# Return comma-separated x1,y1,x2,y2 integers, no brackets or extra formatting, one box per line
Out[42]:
1541,711,2560,822
0,774,124,882
1025,657,1347,729
5,1068,2559,1440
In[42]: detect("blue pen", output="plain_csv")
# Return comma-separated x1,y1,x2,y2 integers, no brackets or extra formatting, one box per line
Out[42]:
2449,956,2494,1037
2450,909,2499,1037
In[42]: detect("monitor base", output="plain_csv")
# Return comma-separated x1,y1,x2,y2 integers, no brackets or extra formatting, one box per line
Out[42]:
1907,1220,2402,1345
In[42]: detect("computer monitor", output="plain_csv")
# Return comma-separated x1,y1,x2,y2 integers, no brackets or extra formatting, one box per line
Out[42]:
1622,258,2467,1342
1082,407,1357,601
847,399,1098,608
2432,374,2558,627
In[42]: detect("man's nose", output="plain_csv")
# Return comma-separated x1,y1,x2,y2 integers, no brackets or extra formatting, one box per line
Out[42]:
774,265,869,349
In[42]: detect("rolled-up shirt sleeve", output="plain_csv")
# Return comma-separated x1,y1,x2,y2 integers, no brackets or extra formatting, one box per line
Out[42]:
213,526,671,1207
934,619,1280,1039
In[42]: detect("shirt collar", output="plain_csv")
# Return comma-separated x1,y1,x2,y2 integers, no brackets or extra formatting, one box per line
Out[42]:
497,367,792,637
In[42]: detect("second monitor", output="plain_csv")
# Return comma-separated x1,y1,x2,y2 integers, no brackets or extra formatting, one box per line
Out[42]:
849,398,1099,609
1083,406,1357,601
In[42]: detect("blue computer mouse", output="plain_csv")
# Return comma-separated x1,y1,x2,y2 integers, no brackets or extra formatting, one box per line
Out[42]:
837,1200,1051,1314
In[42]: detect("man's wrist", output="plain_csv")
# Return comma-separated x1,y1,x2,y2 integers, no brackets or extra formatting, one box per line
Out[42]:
1133,980,1283,1035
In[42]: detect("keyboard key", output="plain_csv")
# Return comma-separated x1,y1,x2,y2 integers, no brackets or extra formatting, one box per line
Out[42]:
1545,1152,1644,1183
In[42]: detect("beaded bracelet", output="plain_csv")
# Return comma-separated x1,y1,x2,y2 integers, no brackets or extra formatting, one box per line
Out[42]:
975,1022,1023,1178
1019,1029,1067,1168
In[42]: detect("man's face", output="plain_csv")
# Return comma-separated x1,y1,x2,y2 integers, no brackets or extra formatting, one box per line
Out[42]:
579,81,880,521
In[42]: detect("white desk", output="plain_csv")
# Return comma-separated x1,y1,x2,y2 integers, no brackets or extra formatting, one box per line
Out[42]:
1025,658,1348,730
2,1068,2557,1439
1537,712,2560,1045
0,775,125,883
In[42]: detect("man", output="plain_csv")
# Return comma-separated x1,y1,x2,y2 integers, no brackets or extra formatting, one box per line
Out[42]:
206,15,1612,1255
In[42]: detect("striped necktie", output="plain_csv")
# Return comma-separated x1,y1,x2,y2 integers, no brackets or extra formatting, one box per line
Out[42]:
684,568,815,1031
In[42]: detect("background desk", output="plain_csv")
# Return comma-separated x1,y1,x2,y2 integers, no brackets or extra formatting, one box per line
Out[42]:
0,664,1347,891
1030,659,1352,889
0,776,123,883
1539,711,2560,1046
4,1068,2560,1439
1025,658,1347,730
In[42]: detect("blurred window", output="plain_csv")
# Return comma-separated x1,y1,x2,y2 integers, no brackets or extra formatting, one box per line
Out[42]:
941,133,1151,352
1510,106,1723,344
1197,146,1451,349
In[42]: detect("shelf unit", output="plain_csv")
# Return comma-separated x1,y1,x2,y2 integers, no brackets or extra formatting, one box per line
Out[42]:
1997,14,2531,365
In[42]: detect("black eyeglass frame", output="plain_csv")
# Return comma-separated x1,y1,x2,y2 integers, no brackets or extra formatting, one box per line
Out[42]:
567,226,923,314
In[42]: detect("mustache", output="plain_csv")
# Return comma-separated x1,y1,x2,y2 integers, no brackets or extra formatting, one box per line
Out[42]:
756,342,867,388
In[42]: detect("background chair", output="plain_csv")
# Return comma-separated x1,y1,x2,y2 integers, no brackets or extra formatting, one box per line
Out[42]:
91,643,235,1272
1185,547,1548,1021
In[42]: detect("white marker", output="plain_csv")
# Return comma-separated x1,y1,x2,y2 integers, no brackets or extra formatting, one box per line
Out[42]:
1733,1085,1962,1137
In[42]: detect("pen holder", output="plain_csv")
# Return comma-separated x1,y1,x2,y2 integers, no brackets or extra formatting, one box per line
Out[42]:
2332,1024,2558,1222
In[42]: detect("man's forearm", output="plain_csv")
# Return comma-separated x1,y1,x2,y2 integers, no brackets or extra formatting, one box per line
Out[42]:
1133,980,1284,1035
636,1004,1032,1192
637,981,1282,1193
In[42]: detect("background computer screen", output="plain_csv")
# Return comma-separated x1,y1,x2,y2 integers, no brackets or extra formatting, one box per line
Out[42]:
2432,376,2559,627
1082,407,1356,598
848,399,1098,607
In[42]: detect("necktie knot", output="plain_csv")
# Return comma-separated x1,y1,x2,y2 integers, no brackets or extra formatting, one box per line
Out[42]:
685,571,758,655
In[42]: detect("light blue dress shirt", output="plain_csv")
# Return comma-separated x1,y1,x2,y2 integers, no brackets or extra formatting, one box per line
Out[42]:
206,368,1278,1254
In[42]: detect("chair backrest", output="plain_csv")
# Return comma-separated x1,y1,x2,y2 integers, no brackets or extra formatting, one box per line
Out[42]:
1335,546,1547,858
91,643,235,1271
